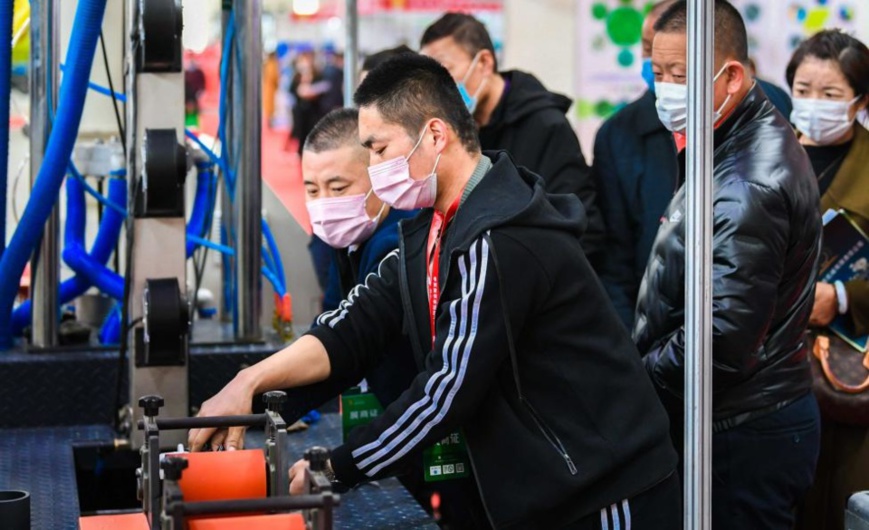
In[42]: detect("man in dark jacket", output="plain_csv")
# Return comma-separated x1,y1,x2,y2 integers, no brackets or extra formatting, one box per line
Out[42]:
633,2,822,528
191,54,679,529
592,0,680,329
420,13,604,264
593,0,795,329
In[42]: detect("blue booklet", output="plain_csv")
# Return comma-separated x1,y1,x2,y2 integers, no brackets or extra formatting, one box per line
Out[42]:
819,209,869,351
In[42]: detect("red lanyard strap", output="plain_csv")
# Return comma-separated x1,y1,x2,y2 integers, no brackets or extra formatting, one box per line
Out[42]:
426,195,461,347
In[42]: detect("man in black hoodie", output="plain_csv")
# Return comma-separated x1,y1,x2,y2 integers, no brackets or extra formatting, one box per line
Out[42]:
190,54,679,529
420,13,604,265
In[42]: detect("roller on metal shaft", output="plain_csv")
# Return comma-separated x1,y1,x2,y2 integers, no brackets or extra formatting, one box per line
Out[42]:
168,449,267,501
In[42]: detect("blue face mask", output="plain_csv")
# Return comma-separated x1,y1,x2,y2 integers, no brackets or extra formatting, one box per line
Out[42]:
457,83,477,112
456,52,485,113
642,58,656,94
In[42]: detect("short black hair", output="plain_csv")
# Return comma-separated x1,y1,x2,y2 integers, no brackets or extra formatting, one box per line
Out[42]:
353,54,480,153
420,13,498,71
361,45,415,74
648,0,678,19
654,0,749,64
304,107,360,153
786,29,869,98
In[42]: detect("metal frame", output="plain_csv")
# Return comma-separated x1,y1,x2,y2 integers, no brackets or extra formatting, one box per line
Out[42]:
29,0,60,348
135,391,338,530
165,494,337,530
343,0,358,107
232,0,263,341
265,405,289,498
125,0,188,450
684,1,714,528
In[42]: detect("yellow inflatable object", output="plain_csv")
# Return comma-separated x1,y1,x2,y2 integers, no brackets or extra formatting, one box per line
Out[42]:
12,2,31,67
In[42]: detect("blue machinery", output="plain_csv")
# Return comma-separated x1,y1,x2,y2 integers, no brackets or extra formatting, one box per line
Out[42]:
8,0,289,344
1,0,288,448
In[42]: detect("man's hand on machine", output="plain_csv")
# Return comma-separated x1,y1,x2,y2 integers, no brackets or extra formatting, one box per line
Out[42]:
188,336,333,452
288,459,311,495
288,457,336,495
188,370,257,451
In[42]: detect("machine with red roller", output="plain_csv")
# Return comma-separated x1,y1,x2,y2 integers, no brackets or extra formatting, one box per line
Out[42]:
79,390,339,530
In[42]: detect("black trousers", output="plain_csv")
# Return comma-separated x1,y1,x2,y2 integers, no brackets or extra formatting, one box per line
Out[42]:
708,393,820,530
662,392,821,530
567,473,682,530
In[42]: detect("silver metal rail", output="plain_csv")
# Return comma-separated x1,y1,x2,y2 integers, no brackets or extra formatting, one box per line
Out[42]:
684,1,714,528
29,0,60,347
232,0,263,340
344,0,358,106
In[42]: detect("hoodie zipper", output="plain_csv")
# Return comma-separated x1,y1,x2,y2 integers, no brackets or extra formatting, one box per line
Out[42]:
464,400,577,530
523,399,578,475
482,231,579,478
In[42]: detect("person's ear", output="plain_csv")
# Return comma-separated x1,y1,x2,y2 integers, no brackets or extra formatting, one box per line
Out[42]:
427,118,450,154
724,62,746,95
477,49,497,76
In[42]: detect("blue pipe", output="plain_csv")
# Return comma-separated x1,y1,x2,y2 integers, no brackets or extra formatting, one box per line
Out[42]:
261,266,285,297
66,176,86,247
0,0,14,259
61,176,124,300
70,159,215,258
61,177,123,298
15,162,214,334
189,235,234,256
99,305,121,345
84,178,127,273
261,244,282,293
62,247,124,300
11,178,126,335
218,14,236,193
220,224,232,315
15,161,211,336
69,163,128,216
60,63,128,102
0,0,109,348
262,219,286,293
184,129,231,187
186,164,214,257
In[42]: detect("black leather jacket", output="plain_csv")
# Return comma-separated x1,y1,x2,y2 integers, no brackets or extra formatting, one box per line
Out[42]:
633,85,821,427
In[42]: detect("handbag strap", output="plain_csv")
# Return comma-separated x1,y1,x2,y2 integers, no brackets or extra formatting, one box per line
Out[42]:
812,335,869,394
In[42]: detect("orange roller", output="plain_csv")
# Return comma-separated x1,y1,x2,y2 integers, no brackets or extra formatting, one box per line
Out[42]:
188,513,306,530
169,449,267,501
79,512,149,530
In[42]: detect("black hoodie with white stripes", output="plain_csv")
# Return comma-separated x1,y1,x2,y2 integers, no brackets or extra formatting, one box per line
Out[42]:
306,151,677,529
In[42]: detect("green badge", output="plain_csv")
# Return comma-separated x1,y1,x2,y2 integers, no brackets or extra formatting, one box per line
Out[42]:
341,388,384,442
422,431,471,482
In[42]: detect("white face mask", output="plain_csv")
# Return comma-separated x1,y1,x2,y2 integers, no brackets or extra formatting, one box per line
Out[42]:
790,96,860,145
655,63,733,132
367,127,440,210
306,189,386,249
654,82,688,132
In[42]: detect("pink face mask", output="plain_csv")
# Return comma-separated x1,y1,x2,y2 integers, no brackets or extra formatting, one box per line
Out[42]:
306,189,386,249
367,128,441,210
